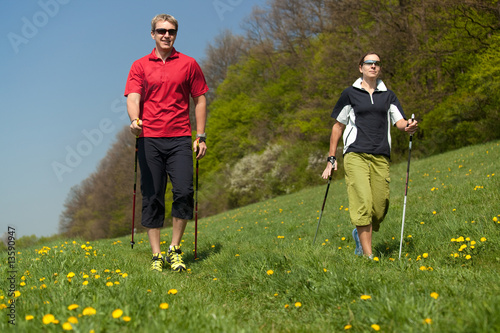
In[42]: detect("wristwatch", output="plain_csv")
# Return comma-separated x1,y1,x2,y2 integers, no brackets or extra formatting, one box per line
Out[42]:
327,156,336,165
196,133,206,143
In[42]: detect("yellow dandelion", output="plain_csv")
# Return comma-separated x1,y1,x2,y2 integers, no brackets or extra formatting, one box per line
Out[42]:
123,316,131,322
371,324,380,331
82,307,96,316
94,275,100,279
67,316,78,324
122,273,128,278
420,266,427,271
106,282,113,287
159,303,169,310
267,270,274,275
90,269,97,274
82,281,89,286
295,302,302,308
67,304,79,311
465,255,471,260
423,253,429,258
14,291,21,298
430,292,439,299
373,257,379,261
480,237,487,242
112,309,123,319
344,324,352,329
323,268,328,272
284,304,289,308
432,211,436,215
168,289,178,295
360,295,372,300
42,314,55,325
424,318,432,324
25,315,34,321
274,293,278,296
62,322,73,331
66,272,75,278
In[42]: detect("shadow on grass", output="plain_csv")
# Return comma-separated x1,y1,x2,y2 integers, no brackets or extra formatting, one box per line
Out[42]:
183,242,223,264
374,236,415,258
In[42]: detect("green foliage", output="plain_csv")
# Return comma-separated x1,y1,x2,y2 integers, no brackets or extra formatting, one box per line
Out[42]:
420,33,500,154
1,141,499,332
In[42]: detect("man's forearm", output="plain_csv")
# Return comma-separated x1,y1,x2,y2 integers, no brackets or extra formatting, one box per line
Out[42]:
194,95,207,134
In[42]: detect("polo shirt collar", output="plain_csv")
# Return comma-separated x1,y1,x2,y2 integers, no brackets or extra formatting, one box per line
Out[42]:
353,78,387,92
148,47,180,61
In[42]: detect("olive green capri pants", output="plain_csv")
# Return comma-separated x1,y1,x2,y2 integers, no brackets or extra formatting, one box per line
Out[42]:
344,152,390,231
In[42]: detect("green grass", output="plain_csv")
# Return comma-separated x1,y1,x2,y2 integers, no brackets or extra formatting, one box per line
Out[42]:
2,140,500,332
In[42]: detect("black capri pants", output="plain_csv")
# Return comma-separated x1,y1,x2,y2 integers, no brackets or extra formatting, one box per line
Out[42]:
138,137,194,228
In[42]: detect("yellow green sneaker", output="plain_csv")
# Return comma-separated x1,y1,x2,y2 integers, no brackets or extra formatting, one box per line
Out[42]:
150,253,164,272
166,246,186,272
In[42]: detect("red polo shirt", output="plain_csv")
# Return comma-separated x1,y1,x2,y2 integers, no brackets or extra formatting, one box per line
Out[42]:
124,48,209,137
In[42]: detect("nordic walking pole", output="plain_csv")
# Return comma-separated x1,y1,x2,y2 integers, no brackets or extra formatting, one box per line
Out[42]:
194,138,200,260
131,119,140,249
131,135,138,249
399,114,415,259
194,158,199,260
313,175,332,245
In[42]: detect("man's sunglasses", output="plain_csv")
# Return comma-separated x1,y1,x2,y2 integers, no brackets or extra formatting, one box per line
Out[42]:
363,60,381,67
154,28,177,36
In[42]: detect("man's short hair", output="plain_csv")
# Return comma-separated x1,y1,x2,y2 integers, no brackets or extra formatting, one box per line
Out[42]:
151,14,178,32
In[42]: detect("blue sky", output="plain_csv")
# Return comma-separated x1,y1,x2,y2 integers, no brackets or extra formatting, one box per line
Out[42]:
0,0,268,238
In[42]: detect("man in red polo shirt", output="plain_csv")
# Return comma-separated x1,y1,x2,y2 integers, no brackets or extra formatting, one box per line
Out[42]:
124,14,208,272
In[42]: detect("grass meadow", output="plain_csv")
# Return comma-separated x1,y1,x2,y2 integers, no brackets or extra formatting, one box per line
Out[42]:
1,140,499,332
